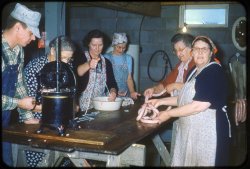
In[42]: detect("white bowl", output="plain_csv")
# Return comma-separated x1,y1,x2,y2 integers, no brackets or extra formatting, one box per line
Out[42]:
92,97,123,111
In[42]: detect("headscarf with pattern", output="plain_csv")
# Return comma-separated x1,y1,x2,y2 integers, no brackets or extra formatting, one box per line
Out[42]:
192,36,218,54
112,33,128,46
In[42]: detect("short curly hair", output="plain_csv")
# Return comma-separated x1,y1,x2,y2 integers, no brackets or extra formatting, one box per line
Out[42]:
171,33,195,49
82,29,105,48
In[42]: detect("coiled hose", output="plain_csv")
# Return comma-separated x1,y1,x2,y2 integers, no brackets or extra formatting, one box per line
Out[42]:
147,50,173,82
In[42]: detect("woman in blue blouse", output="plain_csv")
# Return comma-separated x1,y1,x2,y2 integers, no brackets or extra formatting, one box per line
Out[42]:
104,33,140,100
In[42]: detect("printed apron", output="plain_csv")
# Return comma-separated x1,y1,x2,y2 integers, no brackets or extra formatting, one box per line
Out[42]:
170,61,190,158
79,52,107,111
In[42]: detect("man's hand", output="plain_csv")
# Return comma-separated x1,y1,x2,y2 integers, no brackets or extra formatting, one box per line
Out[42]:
24,118,40,124
18,97,36,110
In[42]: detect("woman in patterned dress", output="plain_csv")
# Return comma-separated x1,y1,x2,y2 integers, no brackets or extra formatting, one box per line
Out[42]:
141,36,231,166
75,29,118,111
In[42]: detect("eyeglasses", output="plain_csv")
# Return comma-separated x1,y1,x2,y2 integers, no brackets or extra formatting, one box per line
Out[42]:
192,47,210,54
173,47,187,54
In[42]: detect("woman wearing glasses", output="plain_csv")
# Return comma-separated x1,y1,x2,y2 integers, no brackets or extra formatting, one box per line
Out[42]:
141,36,231,166
143,33,196,160
144,33,195,98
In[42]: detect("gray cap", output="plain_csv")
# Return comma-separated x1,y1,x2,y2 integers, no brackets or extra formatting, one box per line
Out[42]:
11,3,41,38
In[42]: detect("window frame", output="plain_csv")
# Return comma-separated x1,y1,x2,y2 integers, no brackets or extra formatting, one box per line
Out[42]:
179,4,229,28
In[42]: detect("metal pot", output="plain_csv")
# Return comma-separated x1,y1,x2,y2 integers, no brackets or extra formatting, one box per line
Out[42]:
41,91,75,128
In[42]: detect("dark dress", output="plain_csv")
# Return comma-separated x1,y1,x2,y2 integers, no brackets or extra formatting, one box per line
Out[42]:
193,62,231,166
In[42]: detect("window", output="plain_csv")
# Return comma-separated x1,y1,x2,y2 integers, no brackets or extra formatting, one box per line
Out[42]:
179,4,229,28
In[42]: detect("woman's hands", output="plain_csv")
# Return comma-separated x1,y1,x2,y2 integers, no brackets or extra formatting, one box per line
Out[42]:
137,96,177,124
89,58,100,70
78,58,101,76
136,99,172,124
108,88,117,101
145,98,164,108
143,84,166,98
130,92,141,100
165,82,184,94
143,87,154,98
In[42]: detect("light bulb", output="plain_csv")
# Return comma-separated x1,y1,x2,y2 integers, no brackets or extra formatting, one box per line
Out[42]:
182,23,187,33
182,26,187,33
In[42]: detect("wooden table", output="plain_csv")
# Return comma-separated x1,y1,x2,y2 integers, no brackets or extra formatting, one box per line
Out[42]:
2,97,171,167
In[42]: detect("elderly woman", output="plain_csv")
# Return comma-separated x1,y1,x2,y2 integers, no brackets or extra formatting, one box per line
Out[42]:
75,29,118,111
104,33,140,100
143,33,195,157
139,36,231,166
144,33,195,98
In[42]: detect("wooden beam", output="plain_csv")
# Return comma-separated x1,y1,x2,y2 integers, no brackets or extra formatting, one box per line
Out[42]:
69,2,161,17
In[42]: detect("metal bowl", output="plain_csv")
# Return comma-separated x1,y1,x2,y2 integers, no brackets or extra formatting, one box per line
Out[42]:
92,97,123,111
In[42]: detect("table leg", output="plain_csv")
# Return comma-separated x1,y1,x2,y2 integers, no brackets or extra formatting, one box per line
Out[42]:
108,143,145,166
152,134,171,166
76,143,146,167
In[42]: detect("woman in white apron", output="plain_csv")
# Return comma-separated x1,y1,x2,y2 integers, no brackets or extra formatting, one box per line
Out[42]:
75,29,118,111
141,36,231,166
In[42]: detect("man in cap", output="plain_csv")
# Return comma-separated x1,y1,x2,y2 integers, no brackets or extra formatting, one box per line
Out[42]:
2,3,42,166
